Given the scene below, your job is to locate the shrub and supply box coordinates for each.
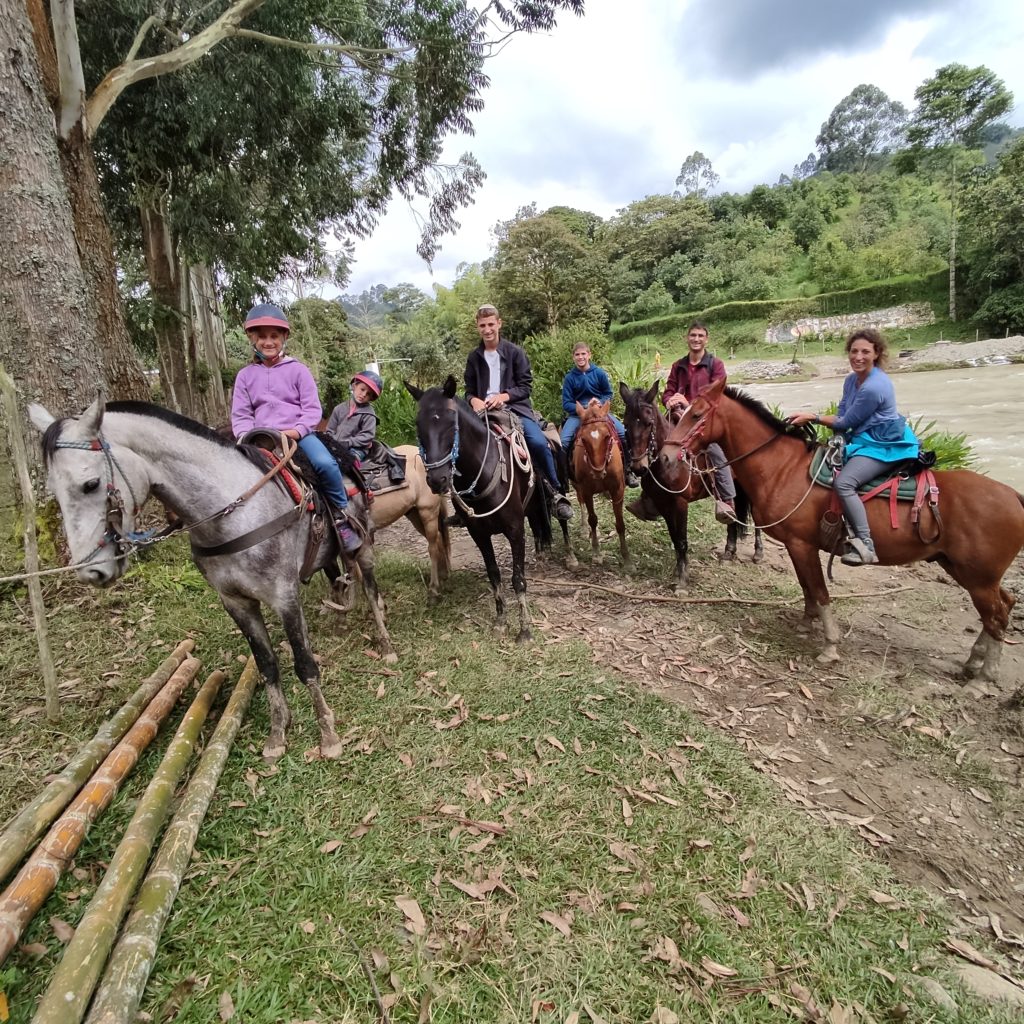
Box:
[374,379,419,447]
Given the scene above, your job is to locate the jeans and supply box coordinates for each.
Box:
[520,416,562,490]
[835,454,892,540]
[706,443,736,501]
[298,434,348,510]
[560,413,626,452]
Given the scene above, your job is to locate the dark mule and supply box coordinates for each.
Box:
[406,376,552,642]
[568,400,630,568]
[660,379,1024,681]
[620,382,763,593]
[29,398,394,761]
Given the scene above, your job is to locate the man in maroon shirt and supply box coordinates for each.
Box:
[662,321,736,523]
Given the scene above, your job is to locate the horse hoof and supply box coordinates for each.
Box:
[427,592,441,607]
[816,646,841,664]
[752,552,765,564]
[320,741,344,760]
[720,550,736,562]
[262,743,286,762]
[516,630,532,645]
[384,651,399,665]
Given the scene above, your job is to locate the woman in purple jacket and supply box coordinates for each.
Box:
[230,304,361,552]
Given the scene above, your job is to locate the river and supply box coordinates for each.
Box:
[745,363,1024,490]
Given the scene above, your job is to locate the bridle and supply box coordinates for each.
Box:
[578,416,617,474]
[627,401,697,496]
[660,392,782,471]
[53,437,150,562]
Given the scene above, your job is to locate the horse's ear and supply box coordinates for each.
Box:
[78,394,106,436]
[598,400,610,416]
[404,381,424,402]
[575,400,585,417]
[27,403,55,433]
[708,378,726,397]
[442,375,458,398]
[618,381,632,405]
[644,380,660,405]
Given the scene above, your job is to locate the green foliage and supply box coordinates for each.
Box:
[674,150,719,197]
[971,284,1024,334]
[609,271,948,342]
[816,84,908,172]
[911,417,977,470]
[908,64,1014,150]
[523,323,610,423]
[373,379,419,447]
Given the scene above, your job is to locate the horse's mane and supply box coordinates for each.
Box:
[42,401,255,466]
[725,386,817,448]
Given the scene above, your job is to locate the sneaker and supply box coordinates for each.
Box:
[840,537,878,566]
[625,469,642,488]
[445,511,467,529]
[714,499,735,524]
[553,492,575,521]
[335,518,362,553]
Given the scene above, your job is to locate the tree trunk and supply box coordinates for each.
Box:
[0,0,145,442]
[948,150,958,323]
[139,199,229,424]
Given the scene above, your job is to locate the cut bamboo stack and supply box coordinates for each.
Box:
[0,640,195,885]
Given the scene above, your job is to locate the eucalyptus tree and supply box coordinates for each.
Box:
[0,0,584,426]
[907,64,1013,319]
[815,84,908,173]
[674,151,720,198]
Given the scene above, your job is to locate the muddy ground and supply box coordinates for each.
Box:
[379,512,1024,972]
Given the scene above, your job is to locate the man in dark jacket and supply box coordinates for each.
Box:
[662,320,736,523]
[464,304,574,521]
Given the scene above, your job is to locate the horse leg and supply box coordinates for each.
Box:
[612,494,631,569]
[407,506,444,605]
[324,560,356,615]
[278,603,344,759]
[752,528,765,563]
[475,533,506,632]
[785,539,841,662]
[565,491,580,569]
[509,522,532,644]
[586,496,602,565]
[220,594,290,761]
[721,522,738,562]
[934,557,1014,684]
[665,501,689,595]
[354,546,398,664]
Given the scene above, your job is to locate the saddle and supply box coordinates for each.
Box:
[809,444,940,548]
[320,435,407,497]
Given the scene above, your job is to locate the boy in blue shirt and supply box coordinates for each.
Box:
[560,342,639,487]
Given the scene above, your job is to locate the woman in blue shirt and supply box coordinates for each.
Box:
[789,328,920,566]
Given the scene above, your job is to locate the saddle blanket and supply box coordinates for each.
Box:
[809,447,921,501]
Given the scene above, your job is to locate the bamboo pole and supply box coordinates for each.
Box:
[86,658,259,1024]
[32,669,225,1024]
[0,657,200,965]
[0,640,195,886]
[0,364,59,721]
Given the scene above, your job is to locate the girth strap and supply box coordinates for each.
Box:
[191,504,305,558]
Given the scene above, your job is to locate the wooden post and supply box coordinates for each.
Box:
[0,364,59,721]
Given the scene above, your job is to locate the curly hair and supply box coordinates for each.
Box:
[846,327,888,369]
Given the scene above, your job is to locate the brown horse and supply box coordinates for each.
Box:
[660,378,1024,682]
[568,400,630,569]
[333,445,451,611]
[620,382,762,593]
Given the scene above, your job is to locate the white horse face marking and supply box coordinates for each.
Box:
[589,429,600,439]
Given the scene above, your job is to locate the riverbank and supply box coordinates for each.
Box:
[729,335,1024,383]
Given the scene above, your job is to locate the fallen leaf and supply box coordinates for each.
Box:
[648,1008,680,1024]
[319,839,343,854]
[969,787,992,804]
[396,896,427,935]
[398,751,414,768]
[49,917,75,943]
[18,942,49,958]
[868,889,900,907]
[943,937,997,968]
[701,956,738,978]
[539,910,573,937]
[300,920,316,934]
[622,798,634,826]
[218,990,235,1021]
[545,734,566,753]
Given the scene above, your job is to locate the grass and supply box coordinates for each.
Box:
[1,534,1020,1023]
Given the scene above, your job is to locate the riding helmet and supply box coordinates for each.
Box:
[244,303,290,331]
[352,369,383,399]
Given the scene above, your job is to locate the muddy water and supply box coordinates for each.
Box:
[746,363,1024,489]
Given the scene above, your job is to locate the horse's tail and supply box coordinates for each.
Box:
[526,483,553,550]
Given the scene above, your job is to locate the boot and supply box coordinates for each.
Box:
[332,509,363,553]
[627,491,660,522]
[545,480,575,521]
[622,443,641,488]
[841,536,878,566]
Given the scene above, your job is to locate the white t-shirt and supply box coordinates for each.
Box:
[483,349,502,399]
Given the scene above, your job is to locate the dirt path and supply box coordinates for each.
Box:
[380,515,1024,965]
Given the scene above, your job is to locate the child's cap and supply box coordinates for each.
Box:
[352,369,383,399]
[244,303,290,331]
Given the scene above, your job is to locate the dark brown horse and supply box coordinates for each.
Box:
[567,400,630,569]
[620,382,762,593]
[660,378,1024,682]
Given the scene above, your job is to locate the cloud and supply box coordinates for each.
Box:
[677,0,954,77]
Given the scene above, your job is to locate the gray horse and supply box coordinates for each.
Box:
[29,397,394,761]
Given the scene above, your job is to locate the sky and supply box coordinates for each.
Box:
[338,0,1024,299]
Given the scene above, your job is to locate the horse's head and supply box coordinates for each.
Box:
[574,399,618,475]
[656,378,726,472]
[406,376,460,494]
[28,397,146,587]
[619,381,661,471]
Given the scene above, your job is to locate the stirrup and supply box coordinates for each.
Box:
[840,537,877,566]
